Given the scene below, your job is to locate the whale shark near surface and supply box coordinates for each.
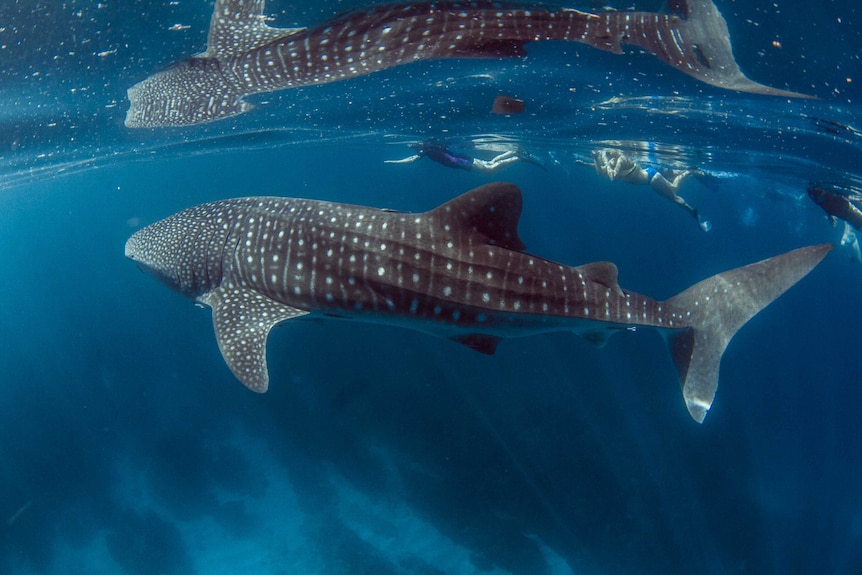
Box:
[125,0,810,128]
[125,183,831,422]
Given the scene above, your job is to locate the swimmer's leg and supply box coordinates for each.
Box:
[515,149,549,171]
[650,173,683,199]
[690,168,723,192]
[840,222,861,262]
[669,170,694,189]
[652,174,711,231]
[474,151,520,172]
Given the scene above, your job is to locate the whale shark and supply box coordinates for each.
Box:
[125,183,830,422]
[125,0,810,128]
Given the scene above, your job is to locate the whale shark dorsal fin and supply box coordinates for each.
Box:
[203,0,306,60]
[197,285,308,392]
[579,261,624,296]
[430,182,527,251]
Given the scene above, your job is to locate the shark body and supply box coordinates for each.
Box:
[126,183,830,422]
[125,0,809,128]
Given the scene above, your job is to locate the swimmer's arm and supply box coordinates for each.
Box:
[384,154,422,164]
[592,159,605,175]
[605,158,621,179]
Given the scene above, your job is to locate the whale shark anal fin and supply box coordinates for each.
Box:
[450,334,503,355]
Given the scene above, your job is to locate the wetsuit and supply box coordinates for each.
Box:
[423,145,474,171]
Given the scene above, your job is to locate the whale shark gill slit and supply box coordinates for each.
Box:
[125,0,812,128]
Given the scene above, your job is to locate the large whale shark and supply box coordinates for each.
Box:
[125,183,830,422]
[125,0,809,128]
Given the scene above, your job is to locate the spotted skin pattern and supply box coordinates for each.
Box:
[126,184,830,422]
[125,0,809,127]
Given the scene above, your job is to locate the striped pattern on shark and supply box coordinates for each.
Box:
[125,0,810,128]
[125,183,831,422]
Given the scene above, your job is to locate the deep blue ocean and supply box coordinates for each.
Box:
[1,1,861,573]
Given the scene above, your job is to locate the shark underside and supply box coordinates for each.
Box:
[125,0,811,127]
[125,183,830,422]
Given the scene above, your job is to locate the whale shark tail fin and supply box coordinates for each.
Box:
[614,0,813,98]
[663,244,831,423]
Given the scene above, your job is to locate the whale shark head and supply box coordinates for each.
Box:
[125,222,189,297]
[125,58,252,128]
[125,204,228,298]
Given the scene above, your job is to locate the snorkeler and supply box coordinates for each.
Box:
[385,141,539,173]
[592,148,711,232]
[807,183,862,230]
[840,223,862,263]
[807,183,862,262]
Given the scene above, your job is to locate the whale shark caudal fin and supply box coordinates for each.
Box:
[664,244,832,423]
[125,0,810,128]
[197,285,308,393]
[640,0,811,99]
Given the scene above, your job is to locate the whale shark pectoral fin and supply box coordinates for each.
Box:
[203,0,306,60]
[197,285,308,393]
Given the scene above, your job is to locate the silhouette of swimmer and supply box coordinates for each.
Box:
[592,148,711,232]
[807,183,862,230]
[809,116,862,138]
[386,141,542,173]
[840,223,862,263]
[807,183,862,262]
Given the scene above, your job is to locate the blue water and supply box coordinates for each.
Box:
[1,1,861,574]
